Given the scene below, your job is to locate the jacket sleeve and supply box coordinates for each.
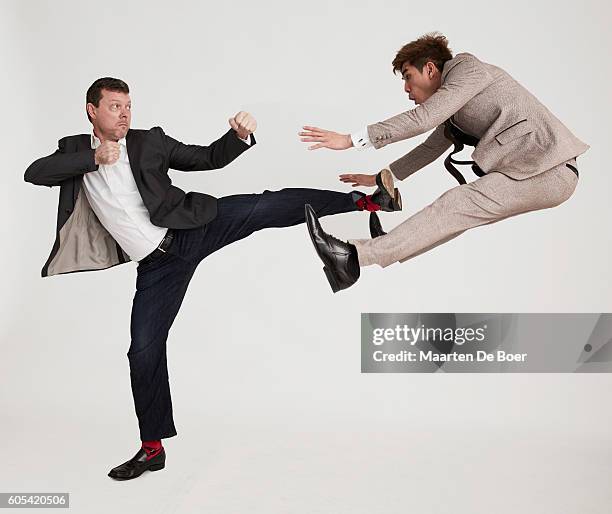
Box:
[24,137,98,187]
[367,54,492,148]
[388,124,452,181]
[162,127,256,172]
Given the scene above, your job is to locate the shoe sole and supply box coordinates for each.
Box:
[322,266,341,293]
[378,170,402,211]
[379,169,394,196]
[393,188,402,210]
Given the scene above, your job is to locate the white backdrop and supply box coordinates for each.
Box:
[1,1,611,513]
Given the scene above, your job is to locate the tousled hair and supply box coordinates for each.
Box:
[392,32,453,75]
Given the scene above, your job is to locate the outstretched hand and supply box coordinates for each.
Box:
[339,173,377,187]
[299,126,353,150]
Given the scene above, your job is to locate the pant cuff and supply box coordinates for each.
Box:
[349,239,395,268]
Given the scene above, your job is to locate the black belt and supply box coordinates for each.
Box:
[139,229,174,266]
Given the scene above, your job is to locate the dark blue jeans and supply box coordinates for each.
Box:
[128,188,358,440]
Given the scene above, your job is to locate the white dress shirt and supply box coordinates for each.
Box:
[82,134,168,262]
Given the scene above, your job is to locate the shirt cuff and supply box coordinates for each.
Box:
[239,133,252,145]
[350,126,373,149]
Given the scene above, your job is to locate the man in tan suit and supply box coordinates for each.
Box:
[299,33,589,292]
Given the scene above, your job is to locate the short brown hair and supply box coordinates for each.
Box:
[392,32,453,75]
[86,77,129,122]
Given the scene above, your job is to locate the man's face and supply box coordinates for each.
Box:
[401,62,442,105]
[87,89,131,141]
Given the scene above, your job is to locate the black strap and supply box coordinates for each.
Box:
[566,163,579,177]
[443,119,485,185]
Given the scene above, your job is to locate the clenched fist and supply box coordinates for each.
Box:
[95,141,120,166]
[229,111,257,140]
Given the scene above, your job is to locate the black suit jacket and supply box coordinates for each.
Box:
[24,126,255,277]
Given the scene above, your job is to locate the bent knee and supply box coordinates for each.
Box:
[540,168,578,209]
[128,331,164,357]
[555,173,578,206]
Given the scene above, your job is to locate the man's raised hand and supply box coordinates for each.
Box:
[94,141,120,166]
[229,111,257,140]
[339,173,377,187]
[299,126,353,150]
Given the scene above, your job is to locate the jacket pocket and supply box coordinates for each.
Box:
[495,119,533,145]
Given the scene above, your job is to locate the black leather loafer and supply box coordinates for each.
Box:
[108,448,165,480]
[369,212,387,238]
[305,204,360,293]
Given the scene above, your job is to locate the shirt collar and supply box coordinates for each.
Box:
[91,131,127,150]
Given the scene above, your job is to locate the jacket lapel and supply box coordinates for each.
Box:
[72,134,93,204]
[126,129,144,189]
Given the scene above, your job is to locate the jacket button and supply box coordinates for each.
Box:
[65,208,72,214]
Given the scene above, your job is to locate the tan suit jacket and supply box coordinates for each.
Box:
[367,53,589,180]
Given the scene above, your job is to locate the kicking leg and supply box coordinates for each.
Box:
[195,188,360,260]
[351,161,578,267]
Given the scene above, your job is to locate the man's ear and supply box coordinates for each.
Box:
[424,61,437,79]
[86,103,96,120]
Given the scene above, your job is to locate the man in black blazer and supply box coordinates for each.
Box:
[24,77,401,480]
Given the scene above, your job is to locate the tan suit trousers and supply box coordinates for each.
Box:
[350,159,579,268]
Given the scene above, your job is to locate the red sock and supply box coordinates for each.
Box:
[141,439,163,460]
[356,195,382,212]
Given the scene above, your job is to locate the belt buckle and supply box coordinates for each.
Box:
[157,231,172,253]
